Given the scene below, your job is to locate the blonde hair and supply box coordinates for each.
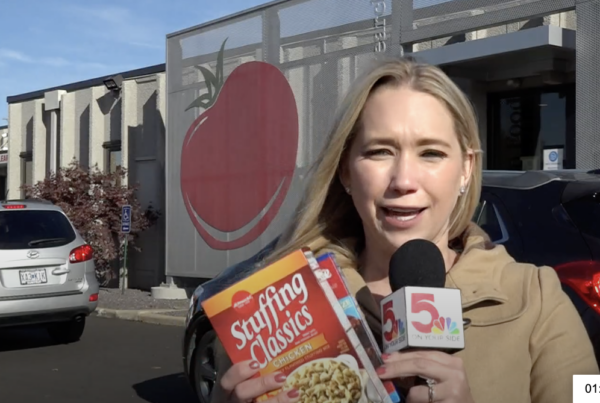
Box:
[265,56,483,270]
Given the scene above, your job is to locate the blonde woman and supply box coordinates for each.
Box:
[211,57,599,403]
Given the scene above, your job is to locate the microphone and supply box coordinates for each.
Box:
[381,239,465,354]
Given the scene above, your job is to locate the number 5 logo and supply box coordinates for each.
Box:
[411,293,440,333]
[382,300,396,342]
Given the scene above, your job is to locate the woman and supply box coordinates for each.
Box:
[210,57,599,403]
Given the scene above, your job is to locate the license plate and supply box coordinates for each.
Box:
[19,269,48,285]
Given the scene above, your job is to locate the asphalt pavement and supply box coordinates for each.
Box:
[0,315,198,403]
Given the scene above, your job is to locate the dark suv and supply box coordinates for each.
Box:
[475,169,600,363]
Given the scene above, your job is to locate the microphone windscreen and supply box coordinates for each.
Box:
[389,239,446,292]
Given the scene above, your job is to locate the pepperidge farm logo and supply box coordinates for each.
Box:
[382,300,406,347]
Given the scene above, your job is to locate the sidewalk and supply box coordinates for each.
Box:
[93,287,191,327]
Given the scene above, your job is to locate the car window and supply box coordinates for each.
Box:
[563,193,600,239]
[0,210,77,250]
[474,200,509,244]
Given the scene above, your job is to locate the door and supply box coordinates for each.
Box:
[487,84,575,171]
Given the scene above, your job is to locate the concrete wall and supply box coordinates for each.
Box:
[6,71,167,290]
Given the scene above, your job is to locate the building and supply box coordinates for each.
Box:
[5,64,167,290]
[0,125,7,198]
[6,0,598,287]
[163,0,599,282]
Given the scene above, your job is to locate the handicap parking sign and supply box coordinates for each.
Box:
[121,205,132,233]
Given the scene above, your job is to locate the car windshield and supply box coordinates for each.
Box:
[0,210,77,250]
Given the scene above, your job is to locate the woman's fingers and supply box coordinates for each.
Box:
[384,350,463,369]
[379,352,474,403]
[219,360,299,403]
[264,388,301,403]
[219,360,260,393]
[378,355,460,383]
[231,372,295,402]
[405,382,468,403]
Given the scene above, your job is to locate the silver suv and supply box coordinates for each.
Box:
[0,199,99,343]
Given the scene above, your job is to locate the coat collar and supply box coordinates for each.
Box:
[445,223,511,308]
[346,223,533,329]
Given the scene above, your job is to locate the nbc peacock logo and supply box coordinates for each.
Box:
[432,316,460,335]
[392,317,406,339]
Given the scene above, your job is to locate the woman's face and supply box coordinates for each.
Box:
[342,85,473,254]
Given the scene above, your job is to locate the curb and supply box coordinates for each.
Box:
[93,307,187,327]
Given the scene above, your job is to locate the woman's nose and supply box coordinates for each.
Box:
[388,154,419,194]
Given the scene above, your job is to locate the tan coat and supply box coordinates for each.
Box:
[211,224,599,403]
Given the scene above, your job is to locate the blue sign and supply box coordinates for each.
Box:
[549,151,558,162]
[121,205,132,233]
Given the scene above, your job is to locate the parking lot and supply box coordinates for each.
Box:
[0,316,197,403]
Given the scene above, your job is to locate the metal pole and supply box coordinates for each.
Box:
[121,237,128,295]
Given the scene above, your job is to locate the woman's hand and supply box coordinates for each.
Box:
[219,359,300,403]
[377,351,475,403]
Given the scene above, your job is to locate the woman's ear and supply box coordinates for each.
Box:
[338,157,350,191]
[339,173,350,194]
[461,149,475,189]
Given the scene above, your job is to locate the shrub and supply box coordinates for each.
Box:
[21,159,160,285]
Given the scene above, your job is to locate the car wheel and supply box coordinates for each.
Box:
[193,328,217,403]
[46,316,86,344]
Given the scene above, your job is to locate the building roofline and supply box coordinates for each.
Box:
[167,0,289,39]
[0,125,7,130]
[6,63,166,105]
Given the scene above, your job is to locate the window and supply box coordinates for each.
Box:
[102,140,123,187]
[473,200,509,244]
[0,210,76,250]
[19,151,33,199]
[0,175,6,200]
[488,85,575,170]
[109,150,122,174]
[563,193,600,240]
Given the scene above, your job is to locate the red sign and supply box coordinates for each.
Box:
[0,154,7,164]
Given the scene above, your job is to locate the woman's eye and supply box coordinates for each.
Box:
[422,150,446,159]
[365,149,392,157]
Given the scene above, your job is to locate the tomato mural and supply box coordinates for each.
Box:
[180,39,299,250]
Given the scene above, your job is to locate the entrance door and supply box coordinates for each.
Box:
[487,84,575,170]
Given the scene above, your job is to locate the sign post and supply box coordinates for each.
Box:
[120,205,132,295]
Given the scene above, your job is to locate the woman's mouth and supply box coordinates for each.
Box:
[382,207,426,224]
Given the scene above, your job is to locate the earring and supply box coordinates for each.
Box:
[345,187,351,195]
[459,185,466,195]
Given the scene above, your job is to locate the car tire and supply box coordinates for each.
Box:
[192,328,217,403]
[46,316,86,344]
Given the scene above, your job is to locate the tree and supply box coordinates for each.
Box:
[21,159,160,286]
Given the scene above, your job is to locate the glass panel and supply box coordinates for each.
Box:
[0,175,6,199]
[0,210,76,250]
[109,150,122,173]
[477,202,504,243]
[490,87,572,171]
[25,161,33,186]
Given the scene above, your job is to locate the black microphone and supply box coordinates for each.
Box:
[381,239,465,354]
